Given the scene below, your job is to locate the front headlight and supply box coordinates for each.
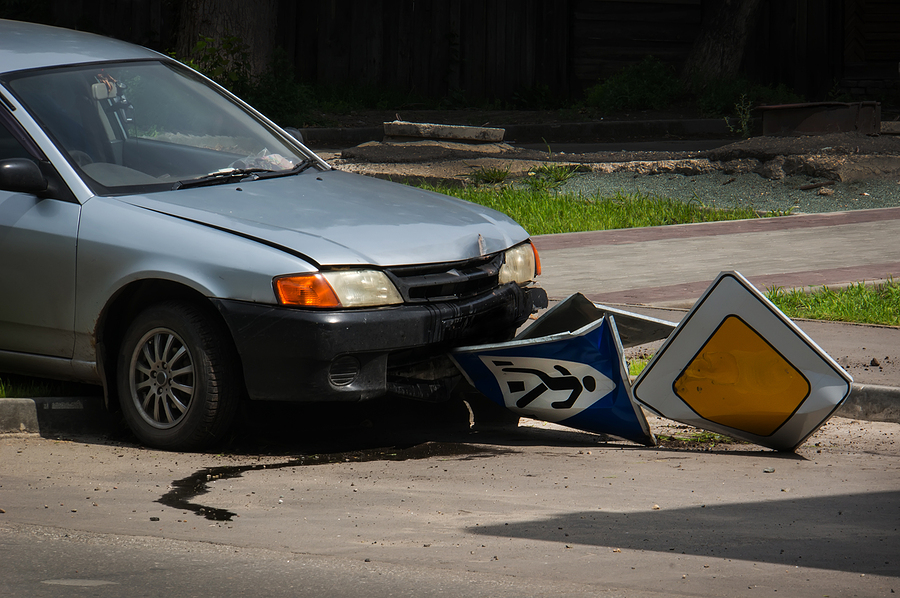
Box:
[274,270,403,308]
[499,241,541,285]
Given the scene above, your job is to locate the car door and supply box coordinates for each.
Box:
[0,114,78,359]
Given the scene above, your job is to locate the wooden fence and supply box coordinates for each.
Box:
[281,0,700,100]
[8,0,898,101]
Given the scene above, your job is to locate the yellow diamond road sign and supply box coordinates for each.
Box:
[673,315,811,436]
[633,271,852,451]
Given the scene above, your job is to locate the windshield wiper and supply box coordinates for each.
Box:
[172,168,271,190]
[172,159,314,190]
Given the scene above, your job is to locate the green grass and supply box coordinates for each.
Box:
[656,431,744,447]
[524,163,580,191]
[766,279,900,326]
[0,374,98,399]
[423,185,765,236]
[467,164,512,185]
[628,356,652,377]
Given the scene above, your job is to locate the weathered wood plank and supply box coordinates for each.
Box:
[460,0,487,99]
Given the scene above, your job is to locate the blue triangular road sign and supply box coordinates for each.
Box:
[452,316,655,446]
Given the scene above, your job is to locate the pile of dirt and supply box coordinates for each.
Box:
[705,131,900,161]
[700,132,900,183]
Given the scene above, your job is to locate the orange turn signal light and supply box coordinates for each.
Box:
[274,274,342,308]
[530,240,542,277]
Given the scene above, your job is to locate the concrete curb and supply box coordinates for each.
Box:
[0,398,40,432]
[300,119,732,148]
[2,383,898,437]
[502,119,730,144]
[839,384,900,423]
[0,396,113,436]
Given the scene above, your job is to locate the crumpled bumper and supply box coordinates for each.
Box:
[213,284,547,402]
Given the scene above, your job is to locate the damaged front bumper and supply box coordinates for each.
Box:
[213,283,547,402]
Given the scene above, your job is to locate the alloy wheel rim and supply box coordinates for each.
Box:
[129,327,195,429]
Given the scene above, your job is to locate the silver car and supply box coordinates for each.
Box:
[0,20,546,450]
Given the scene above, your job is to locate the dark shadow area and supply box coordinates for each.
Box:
[28,391,638,453]
[470,491,900,577]
[26,393,808,461]
[226,395,475,454]
[228,399,588,454]
[28,395,119,438]
[226,394,810,458]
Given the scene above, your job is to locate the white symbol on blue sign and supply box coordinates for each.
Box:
[480,356,615,422]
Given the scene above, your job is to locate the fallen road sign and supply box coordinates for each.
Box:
[514,292,677,347]
[452,315,655,446]
[632,271,853,451]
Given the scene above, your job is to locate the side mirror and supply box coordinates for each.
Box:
[283,127,305,145]
[0,158,48,193]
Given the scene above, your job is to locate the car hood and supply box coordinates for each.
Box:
[116,169,529,267]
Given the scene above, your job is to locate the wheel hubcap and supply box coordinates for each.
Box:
[130,328,195,429]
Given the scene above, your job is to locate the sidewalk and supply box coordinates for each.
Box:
[533,206,900,423]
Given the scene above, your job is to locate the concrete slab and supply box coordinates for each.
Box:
[383,120,505,143]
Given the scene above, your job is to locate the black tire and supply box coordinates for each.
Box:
[117,301,241,451]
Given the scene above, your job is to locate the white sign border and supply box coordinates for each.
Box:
[632,271,852,451]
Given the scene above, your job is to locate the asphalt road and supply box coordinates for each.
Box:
[2,409,898,598]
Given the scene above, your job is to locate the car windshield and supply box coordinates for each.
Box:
[5,60,309,194]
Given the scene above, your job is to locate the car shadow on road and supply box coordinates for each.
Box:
[32,394,806,462]
[469,490,900,577]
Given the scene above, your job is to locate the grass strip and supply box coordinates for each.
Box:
[628,357,652,377]
[766,279,900,327]
[656,431,745,448]
[0,374,97,399]
[422,185,764,235]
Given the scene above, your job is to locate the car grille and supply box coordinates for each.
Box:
[385,253,502,304]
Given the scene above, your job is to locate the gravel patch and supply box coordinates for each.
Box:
[561,170,900,214]
[557,132,900,214]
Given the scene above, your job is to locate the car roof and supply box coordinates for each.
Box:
[0,19,161,75]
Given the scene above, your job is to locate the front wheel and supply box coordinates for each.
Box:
[117,301,240,451]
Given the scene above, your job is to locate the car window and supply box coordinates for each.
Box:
[0,121,35,163]
[3,61,306,195]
